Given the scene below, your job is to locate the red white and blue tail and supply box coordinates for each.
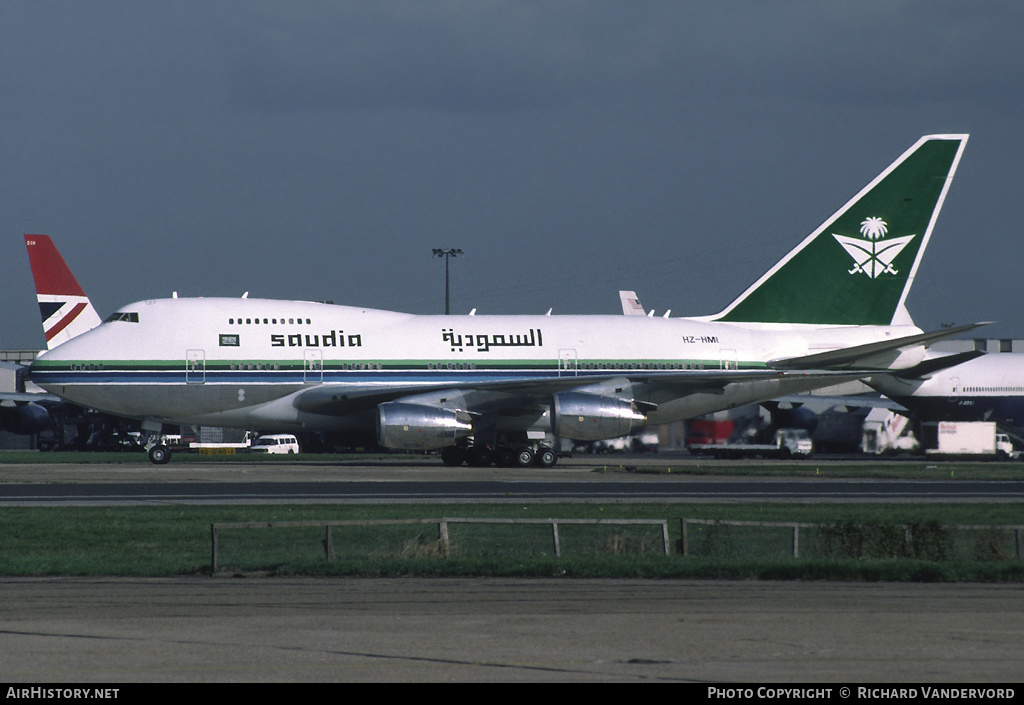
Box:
[24,235,102,349]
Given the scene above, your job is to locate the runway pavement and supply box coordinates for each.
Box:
[2,455,1024,504]
[1,577,1022,683]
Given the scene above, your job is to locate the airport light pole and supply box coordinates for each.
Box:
[432,248,463,315]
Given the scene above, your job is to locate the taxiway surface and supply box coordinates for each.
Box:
[2,577,1022,683]
[3,455,1024,504]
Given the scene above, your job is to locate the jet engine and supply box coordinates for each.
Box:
[551,392,647,441]
[0,402,51,435]
[377,402,473,451]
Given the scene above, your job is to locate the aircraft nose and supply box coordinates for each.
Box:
[28,350,52,383]
[27,343,71,391]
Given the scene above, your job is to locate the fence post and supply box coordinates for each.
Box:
[792,524,799,558]
[680,518,688,556]
[210,525,219,574]
[439,519,450,556]
[323,525,335,561]
[552,522,561,557]
[662,521,670,556]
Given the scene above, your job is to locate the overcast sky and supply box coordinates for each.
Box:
[3,1,1023,349]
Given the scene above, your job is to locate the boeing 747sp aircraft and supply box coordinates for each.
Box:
[28,134,975,465]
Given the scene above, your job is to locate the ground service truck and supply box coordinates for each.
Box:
[687,428,814,459]
[923,421,1015,459]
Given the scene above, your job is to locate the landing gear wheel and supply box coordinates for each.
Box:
[148,444,171,465]
[441,446,465,466]
[468,446,494,467]
[515,446,535,467]
[496,447,516,467]
[535,447,558,467]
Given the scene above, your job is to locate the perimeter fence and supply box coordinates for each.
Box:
[210,517,671,573]
[208,516,1024,574]
[681,519,1024,561]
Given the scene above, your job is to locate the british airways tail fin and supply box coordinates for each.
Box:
[712,134,968,326]
[620,291,646,316]
[24,235,102,349]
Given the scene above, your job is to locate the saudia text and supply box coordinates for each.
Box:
[444,328,543,353]
[271,331,362,347]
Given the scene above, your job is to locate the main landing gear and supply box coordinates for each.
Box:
[142,432,173,465]
[146,442,172,465]
[441,441,559,468]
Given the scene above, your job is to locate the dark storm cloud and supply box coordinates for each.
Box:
[220,2,671,114]
[218,3,1024,115]
[2,1,1023,350]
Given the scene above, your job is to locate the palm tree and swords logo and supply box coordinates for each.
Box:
[832,217,915,279]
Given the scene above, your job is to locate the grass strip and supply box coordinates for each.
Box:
[1,503,1022,581]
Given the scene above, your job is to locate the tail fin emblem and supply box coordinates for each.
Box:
[833,218,915,279]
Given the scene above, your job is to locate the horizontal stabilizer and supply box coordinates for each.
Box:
[770,322,989,370]
[892,350,986,379]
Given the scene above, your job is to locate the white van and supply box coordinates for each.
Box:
[248,434,300,455]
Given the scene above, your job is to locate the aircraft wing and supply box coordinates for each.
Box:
[771,393,908,413]
[0,391,63,404]
[293,322,990,420]
[291,367,875,418]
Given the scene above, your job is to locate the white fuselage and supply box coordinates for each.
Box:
[30,297,924,437]
[869,353,1024,430]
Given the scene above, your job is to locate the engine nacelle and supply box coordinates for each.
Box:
[377,402,473,451]
[0,402,51,435]
[551,392,647,442]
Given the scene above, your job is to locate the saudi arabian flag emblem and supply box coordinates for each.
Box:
[832,217,916,279]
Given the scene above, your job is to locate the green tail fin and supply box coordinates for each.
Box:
[714,134,968,326]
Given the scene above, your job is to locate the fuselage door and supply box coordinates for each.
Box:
[948,376,960,402]
[304,349,323,383]
[186,349,206,384]
[558,349,578,377]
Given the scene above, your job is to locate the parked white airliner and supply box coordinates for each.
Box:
[28,134,975,466]
[869,352,1024,431]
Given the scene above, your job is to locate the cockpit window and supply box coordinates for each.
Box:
[105,312,139,323]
